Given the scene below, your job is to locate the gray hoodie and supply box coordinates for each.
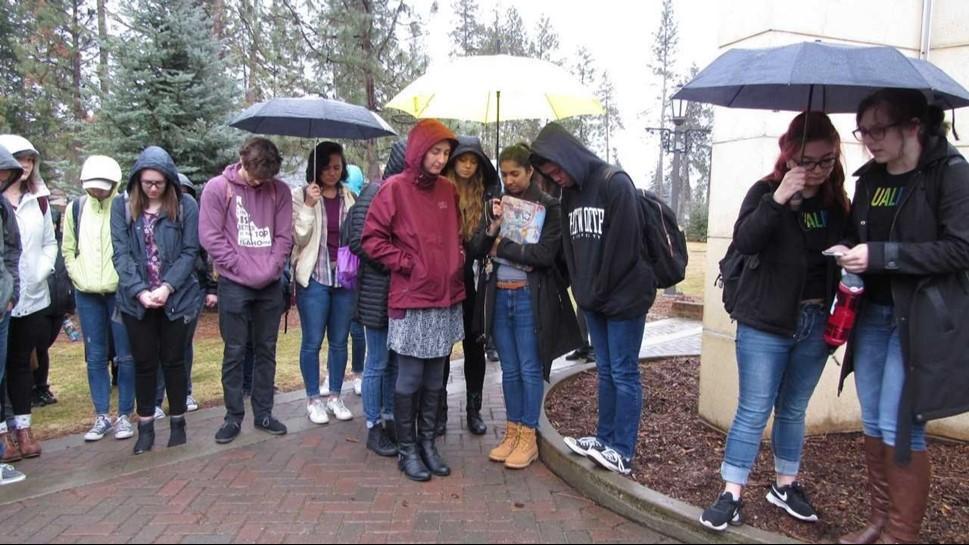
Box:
[0,145,23,310]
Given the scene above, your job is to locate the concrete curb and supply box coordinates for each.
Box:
[539,361,804,545]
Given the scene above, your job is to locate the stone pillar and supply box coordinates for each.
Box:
[699,0,969,441]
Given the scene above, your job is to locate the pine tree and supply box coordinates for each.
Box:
[88,0,239,182]
[449,0,484,56]
[648,0,679,196]
[528,15,561,64]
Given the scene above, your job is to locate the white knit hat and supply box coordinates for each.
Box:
[80,155,122,192]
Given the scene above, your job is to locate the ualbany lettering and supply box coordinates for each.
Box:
[871,186,905,208]
[801,210,828,230]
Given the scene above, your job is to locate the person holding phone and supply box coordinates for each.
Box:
[699,112,850,531]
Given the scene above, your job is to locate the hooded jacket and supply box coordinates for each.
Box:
[530,123,656,320]
[111,146,202,321]
[0,145,22,310]
[199,162,294,290]
[178,173,216,297]
[63,176,124,294]
[0,137,57,318]
[838,136,969,462]
[362,119,465,311]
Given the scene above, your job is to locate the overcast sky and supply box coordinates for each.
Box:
[410,0,721,187]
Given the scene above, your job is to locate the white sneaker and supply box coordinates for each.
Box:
[353,377,362,396]
[154,406,166,420]
[84,415,114,442]
[114,415,134,440]
[186,395,199,412]
[307,398,330,425]
[326,397,353,421]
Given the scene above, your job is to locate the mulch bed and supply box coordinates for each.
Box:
[545,357,969,543]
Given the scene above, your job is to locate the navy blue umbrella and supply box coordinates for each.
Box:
[229,96,398,140]
[673,41,969,113]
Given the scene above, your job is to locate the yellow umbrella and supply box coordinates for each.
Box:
[386,55,604,150]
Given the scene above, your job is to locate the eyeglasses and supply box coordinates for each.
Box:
[794,157,837,171]
[852,122,901,142]
[140,179,166,189]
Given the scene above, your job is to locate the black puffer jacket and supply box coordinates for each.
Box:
[729,180,848,336]
[347,140,407,328]
[839,136,969,462]
[470,182,582,379]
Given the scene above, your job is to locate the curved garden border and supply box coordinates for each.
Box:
[538,360,804,545]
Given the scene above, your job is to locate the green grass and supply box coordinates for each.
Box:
[677,242,707,298]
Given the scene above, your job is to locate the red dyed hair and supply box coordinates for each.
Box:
[767,112,850,214]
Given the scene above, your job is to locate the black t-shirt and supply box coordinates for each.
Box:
[799,196,831,301]
[863,169,915,305]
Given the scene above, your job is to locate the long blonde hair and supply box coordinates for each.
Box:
[446,159,486,242]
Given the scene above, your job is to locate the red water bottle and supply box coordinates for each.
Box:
[825,272,865,348]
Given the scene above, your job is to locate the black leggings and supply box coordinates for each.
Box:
[443,282,485,395]
[123,310,190,418]
[33,314,63,388]
[396,356,447,396]
[4,312,51,417]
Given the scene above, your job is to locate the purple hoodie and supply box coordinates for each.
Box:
[199,162,294,289]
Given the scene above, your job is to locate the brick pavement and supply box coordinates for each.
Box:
[0,319,699,544]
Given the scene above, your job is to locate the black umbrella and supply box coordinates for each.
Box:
[229,96,398,140]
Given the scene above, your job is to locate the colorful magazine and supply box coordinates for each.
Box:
[494,195,546,271]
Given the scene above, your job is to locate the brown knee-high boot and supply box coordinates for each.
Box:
[839,437,890,544]
[876,447,930,544]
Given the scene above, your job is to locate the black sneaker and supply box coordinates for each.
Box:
[766,482,818,522]
[255,416,288,436]
[587,447,632,475]
[30,388,46,408]
[485,349,500,362]
[585,349,596,363]
[39,386,58,405]
[214,421,241,444]
[699,492,743,531]
[565,348,589,361]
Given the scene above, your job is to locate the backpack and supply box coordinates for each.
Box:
[715,243,757,315]
[603,167,688,289]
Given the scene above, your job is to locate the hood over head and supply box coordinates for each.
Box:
[383,139,407,180]
[127,146,182,196]
[80,155,123,194]
[530,122,606,188]
[0,144,25,193]
[177,172,198,200]
[448,135,499,193]
[0,134,42,191]
[404,119,458,187]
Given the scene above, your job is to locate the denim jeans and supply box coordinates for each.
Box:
[218,277,283,423]
[492,288,544,429]
[296,279,354,398]
[350,319,366,374]
[585,310,647,460]
[75,292,135,416]
[721,305,830,485]
[362,326,397,427]
[0,311,9,442]
[852,303,926,451]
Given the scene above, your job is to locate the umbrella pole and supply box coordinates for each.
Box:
[790,84,816,211]
[495,90,501,158]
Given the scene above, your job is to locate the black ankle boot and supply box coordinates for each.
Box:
[133,419,155,455]
[419,388,451,477]
[168,416,186,448]
[367,425,397,457]
[383,418,397,445]
[466,391,487,435]
[395,393,430,482]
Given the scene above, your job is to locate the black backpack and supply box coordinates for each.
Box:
[604,167,688,289]
[715,242,758,315]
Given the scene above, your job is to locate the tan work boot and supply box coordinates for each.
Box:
[504,425,538,469]
[488,422,520,462]
[0,432,22,463]
[16,428,41,458]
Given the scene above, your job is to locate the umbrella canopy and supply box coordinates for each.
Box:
[229,96,397,139]
[385,55,604,123]
[673,41,969,113]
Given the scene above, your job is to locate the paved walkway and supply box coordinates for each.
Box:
[0,319,700,544]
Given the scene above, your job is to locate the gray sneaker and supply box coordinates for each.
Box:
[84,415,114,442]
[0,464,25,485]
[114,415,134,440]
[186,395,199,412]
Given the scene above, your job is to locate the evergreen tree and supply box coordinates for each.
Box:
[449,0,484,56]
[528,15,561,64]
[88,0,239,182]
[648,0,679,196]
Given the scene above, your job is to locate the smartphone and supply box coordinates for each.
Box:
[821,249,845,257]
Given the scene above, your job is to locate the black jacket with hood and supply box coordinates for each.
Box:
[729,179,849,336]
[839,135,969,462]
[449,136,502,316]
[347,139,406,329]
[0,146,22,310]
[112,146,202,322]
[530,123,656,320]
[178,173,216,297]
[469,182,582,378]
